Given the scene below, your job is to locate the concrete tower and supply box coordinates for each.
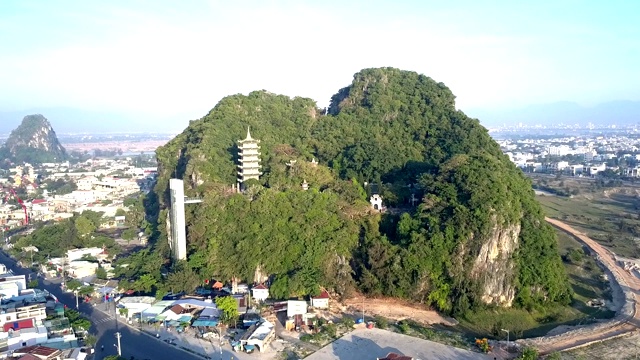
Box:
[168,179,201,261]
[237,127,262,187]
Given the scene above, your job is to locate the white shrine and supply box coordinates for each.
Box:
[237,127,262,189]
[370,194,384,212]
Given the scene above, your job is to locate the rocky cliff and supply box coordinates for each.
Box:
[1,114,68,163]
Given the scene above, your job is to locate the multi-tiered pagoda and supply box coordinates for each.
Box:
[237,127,262,189]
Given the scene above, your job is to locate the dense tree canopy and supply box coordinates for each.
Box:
[148,67,571,314]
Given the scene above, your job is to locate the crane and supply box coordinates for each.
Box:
[1,186,28,225]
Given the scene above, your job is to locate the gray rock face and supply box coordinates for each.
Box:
[471,221,521,307]
[2,114,67,163]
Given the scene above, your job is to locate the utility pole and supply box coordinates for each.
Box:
[74,290,79,309]
[501,328,509,351]
[362,296,365,323]
[114,332,122,356]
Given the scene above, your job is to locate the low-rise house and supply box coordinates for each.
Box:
[65,262,98,280]
[116,296,156,319]
[251,284,269,303]
[11,344,63,360]
[239,319,275,353]
[310,290,330,309]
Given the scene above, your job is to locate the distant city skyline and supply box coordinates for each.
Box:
[1,1,639,132]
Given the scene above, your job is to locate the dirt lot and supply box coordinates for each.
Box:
[341,295,456,326]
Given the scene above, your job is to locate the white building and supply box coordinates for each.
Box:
[0,274,27,299]
[67,248,103,262]
[310,290,330,309]
[251,284,269,302]
[116,296,156,318]
[239,319,275,353]
[237,127,262,187]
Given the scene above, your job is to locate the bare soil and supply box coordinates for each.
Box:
[340,295,456,326]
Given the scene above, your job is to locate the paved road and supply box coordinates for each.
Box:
[0,250,202,360]
[531,218,640,355]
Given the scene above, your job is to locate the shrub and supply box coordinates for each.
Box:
[374,316,388,329]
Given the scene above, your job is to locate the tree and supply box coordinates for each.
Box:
[121,228,137,242]
[95,267,108,280]
[518,347,539,360]
[83,334,97,347]
[75,216,96,238]
[104,356,126,360]
[66,279,82,292]
[27,279,39,289]
[215,296,239,326]
[78,286,94,297]
[115,208,127,217]
[132,274,157,293]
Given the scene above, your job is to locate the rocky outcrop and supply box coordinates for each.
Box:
[471,221,521,307]
[2,114,67,163]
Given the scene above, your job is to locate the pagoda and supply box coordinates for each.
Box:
[237,127,262,188]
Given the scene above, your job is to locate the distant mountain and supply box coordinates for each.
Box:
[468,100,640,127]
[0,114,68,164]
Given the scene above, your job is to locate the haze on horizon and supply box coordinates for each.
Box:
[0,0,639,133]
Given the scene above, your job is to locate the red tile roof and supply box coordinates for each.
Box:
[316,290,330,299]
[253,284,268,290]
[32,199,47,204]
[378,353,413,360]
[17,354,40,360]
[169,304,184,315]
[14,345,61,357]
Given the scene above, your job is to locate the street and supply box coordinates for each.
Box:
[0,250,203,360]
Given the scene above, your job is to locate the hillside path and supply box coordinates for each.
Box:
[536,217,640,354]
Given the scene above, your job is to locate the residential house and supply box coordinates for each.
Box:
[239,319,275,353]
[66,249,103,262]
[251,285,269,303]
[116,296,156,319]
[11,345,63,360]
[588,163,607,176]
[310,290,330,309]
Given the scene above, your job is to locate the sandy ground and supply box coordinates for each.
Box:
[520,218,640,355]
[305,328,491,360]
[341,295,456,326]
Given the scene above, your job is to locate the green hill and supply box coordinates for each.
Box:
[153,68,571,315]
[1,114,68,164]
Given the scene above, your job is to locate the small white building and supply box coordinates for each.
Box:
[251,284,269,302]
[67,248,104,262]
[240,319,275,353]
[310,290,330,309]
[66,261,99,279]
[370,194,383,211]
[117,296,156,318]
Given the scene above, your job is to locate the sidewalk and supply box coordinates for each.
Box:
[93,304,282,360]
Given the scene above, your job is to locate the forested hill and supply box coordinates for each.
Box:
[153,67,571,316]
[0,114,68,164]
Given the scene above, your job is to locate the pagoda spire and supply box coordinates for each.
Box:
[246,126,253,141]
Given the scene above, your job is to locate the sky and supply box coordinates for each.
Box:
[0,0,639,132]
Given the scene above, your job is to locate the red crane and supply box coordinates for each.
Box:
[2,186,28,225]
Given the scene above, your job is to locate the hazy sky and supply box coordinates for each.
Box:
[0,0,639,131]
